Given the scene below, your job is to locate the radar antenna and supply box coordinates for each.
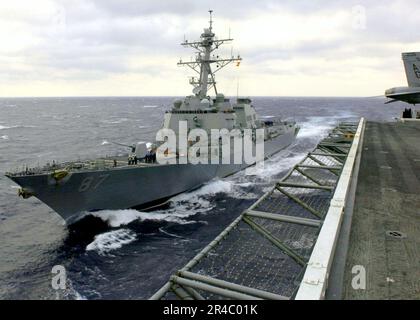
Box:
[177,10,242,98]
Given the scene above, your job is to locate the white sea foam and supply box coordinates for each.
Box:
[247,151,306,181]
[0,124,37,130]
[297,117,337,139]
[1,135,9,140]
[92,210,144,227]
[0,125,15,130]
[234,182,254,187]
[262,186,273,193]
[158,227,184,238]
[102,118,129,124]
[65,278,87,300]
[298,113,355,140]
[86,229,137,254]
[171,178,260,208]
[72,289,87,300]
[245,113,355,181]
[175,179,233,200]
[298,122,332,139]
[91,178,252,228]
[91,208,200,228]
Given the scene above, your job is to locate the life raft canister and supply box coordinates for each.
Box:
[52,169,69,182]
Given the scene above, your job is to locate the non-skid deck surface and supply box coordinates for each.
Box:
[343,121,420,299]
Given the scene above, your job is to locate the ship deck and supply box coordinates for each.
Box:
[6,154,159,177]
[338,121,420,299]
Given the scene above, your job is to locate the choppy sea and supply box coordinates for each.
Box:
[0,96,404,299]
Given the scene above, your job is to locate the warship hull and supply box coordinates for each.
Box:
[8,129,297,224]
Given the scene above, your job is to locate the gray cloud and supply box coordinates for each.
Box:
[0,0,419,95]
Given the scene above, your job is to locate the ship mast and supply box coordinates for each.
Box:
[177,10,242,99]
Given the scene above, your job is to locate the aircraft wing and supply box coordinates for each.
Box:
[384,90,420,104]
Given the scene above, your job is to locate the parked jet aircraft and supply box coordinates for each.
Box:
[385,52,420,105]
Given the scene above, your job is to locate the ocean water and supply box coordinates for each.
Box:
[0,96,404,299]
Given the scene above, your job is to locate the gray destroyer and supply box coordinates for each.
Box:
[6,12,299,224]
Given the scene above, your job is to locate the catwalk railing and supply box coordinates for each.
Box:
[150,118,365,300]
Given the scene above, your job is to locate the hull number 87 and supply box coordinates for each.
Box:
[78,174,109,192]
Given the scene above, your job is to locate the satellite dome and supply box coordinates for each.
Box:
[173,99,182,109]
[216,93,225,102]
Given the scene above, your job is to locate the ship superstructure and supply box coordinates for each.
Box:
[164,11,260,138]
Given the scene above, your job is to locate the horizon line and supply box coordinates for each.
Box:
[0,95,383,99]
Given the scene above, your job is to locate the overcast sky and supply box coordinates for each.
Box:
[1,0,419,97]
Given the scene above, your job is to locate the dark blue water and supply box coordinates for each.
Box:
[0,96,404,299]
